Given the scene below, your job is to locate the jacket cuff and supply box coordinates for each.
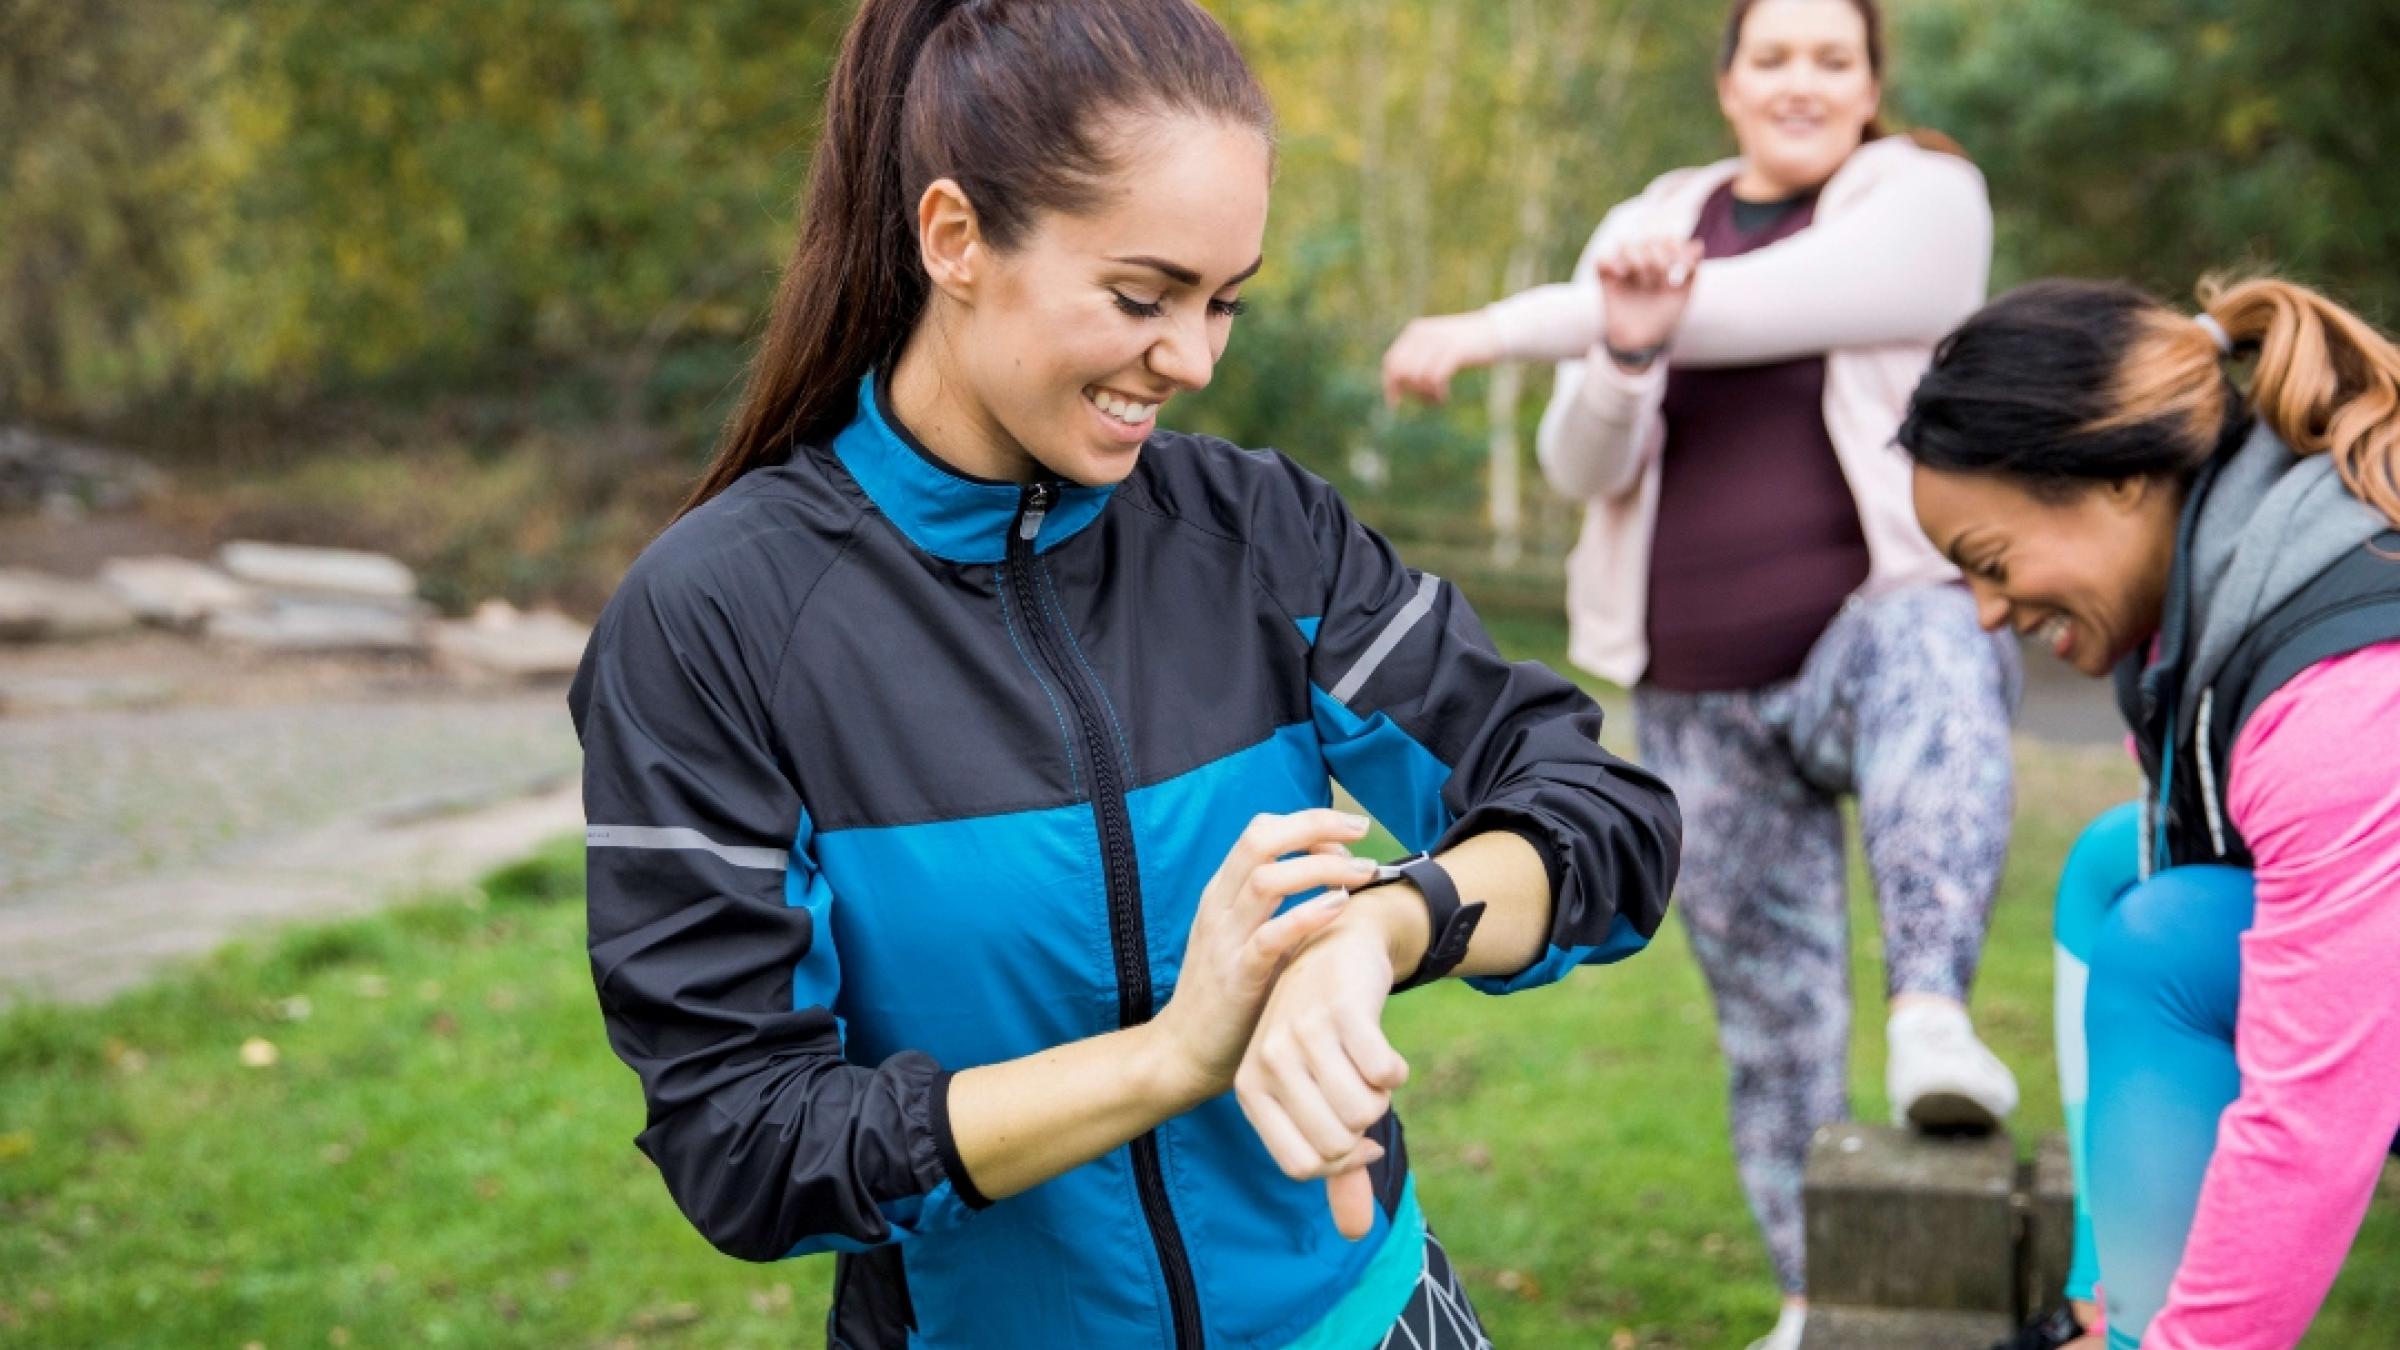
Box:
[1440,802,1571,931]
[926,1068,992,1211]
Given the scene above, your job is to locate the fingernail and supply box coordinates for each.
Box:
[1338,812,1369,831]
[1350,856,1378,876]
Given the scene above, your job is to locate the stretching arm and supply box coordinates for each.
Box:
[1482,151,1991,367]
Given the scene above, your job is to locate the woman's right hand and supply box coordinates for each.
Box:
[1596,237,1705,366]
[1147,810,1378,1102]
[1380,313,1504,407]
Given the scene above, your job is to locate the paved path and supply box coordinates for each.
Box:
[0,779,583,1008]
[2,696,578,904]
[1,633,585,1007]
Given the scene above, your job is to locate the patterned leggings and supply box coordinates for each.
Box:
[1373,1229,1490,1350]
[1632,583,2020,1294]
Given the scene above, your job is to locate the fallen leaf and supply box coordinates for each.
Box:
[239,1038,279,1068]
[426,1011,459,1039]
[1459,1142,1493,1172]
[0,1131,32,1161]
[631,1302,704,1332]
[329,1328,352,1347]
[1493,1268,1542,1300]
[1611,1330,1637,1350]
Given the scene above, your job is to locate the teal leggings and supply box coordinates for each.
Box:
[2052,803,2254,1349]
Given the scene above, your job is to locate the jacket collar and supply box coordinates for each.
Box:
[832,371,1114,565]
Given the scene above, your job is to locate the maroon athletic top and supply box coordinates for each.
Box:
[1642,183,1871,692]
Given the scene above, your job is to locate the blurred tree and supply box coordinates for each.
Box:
[0,0,233,417]
[1897,0,2400,321]
[2,0,849,421]
[1210,0,1725,544]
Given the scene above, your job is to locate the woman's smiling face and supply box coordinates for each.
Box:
[930,112,1271,487]
[1911,462,2185,676]
[1717,0,1881,196]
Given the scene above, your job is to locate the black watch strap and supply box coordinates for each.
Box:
[1602,338,1668,372]
[1362,853,1487,992]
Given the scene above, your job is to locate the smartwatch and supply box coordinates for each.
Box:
[1356,853,1487,992]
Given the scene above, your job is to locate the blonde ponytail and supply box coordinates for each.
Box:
[2202,276,2400,528]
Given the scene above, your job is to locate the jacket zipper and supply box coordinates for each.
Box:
[1010,482,1204,1349]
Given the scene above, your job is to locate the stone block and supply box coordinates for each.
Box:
[428,600,590,679]
[1799,1306,2013,1349]
[2020,1131,2076,1318]
[0,569,138,642]
[98,555,256,629]
[208,594,426,653]
[1803,1122,2019,1315]
[218,540,417,602]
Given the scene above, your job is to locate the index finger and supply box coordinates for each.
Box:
[1327,1166,1376,1240]
[1222,809,1373,877]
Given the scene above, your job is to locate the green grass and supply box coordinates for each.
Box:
[5,753,2398,1345]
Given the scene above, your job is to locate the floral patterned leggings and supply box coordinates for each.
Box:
[1632,582,2021,1294]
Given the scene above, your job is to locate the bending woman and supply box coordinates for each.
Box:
[1904,276,2400,1350]
[1383,1,2016,1342]
[570,2,1681,1347]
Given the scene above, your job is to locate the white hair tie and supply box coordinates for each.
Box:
[2194,312,2233,355]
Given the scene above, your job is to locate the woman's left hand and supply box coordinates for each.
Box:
[1234,900,1416,1239]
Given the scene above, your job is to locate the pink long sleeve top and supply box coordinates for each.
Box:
[2144,640,2400,1347]
[1477,135,1989,686]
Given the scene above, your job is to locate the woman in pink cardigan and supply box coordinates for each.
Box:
[1382,3,2019,1345]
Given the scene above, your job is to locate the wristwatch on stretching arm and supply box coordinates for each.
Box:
[1355,852,1487,992]
[1602,337,1669,373]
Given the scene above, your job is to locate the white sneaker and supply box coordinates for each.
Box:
[1745,1303,1806,1350]
[1887,1001,2018,1132]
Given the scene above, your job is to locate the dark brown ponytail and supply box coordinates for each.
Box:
[1900,275,2400,530]
[2205,276,2400,527]
[682,0,1273,516]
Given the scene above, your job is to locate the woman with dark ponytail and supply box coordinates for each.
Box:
[1903,276,2400,1350]
[570,3,1682,1346]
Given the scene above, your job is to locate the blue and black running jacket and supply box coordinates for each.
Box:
[570,374,1681,1348]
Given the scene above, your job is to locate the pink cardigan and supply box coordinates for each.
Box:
[1478,136,1992,686]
